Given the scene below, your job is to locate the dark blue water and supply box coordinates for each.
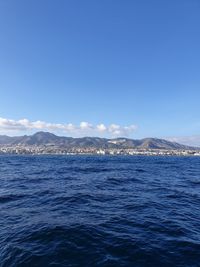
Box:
[0,155,200,267]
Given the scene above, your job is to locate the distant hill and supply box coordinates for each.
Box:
[0,131,197,150]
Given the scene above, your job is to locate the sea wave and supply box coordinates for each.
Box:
[0,155,200,266]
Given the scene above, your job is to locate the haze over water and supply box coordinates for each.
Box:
[1,155,200,267]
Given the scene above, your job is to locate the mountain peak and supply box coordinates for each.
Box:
[0,132,198,150]
[32,131,57,137]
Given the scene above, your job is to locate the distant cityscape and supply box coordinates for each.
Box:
[0,145,200,156]
[0,132,200,156]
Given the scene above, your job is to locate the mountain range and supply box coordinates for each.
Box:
[0,131,197,150]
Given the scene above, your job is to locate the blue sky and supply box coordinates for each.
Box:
[0,0,200,144]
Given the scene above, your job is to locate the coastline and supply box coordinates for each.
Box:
[0,146,200,157]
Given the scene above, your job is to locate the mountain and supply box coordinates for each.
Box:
[0,131,197,150]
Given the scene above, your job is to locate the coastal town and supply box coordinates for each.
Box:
[0,144,200,156]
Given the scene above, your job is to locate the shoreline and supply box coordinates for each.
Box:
[0,151,200,157]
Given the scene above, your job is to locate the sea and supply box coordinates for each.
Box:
[0,155,200,267]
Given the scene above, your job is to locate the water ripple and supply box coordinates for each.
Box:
[0,155,200,266]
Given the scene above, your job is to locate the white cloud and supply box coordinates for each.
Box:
[96,124,107,132]
[0,117,137,138]
[80,121,93,130]
[108,124,137,136]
